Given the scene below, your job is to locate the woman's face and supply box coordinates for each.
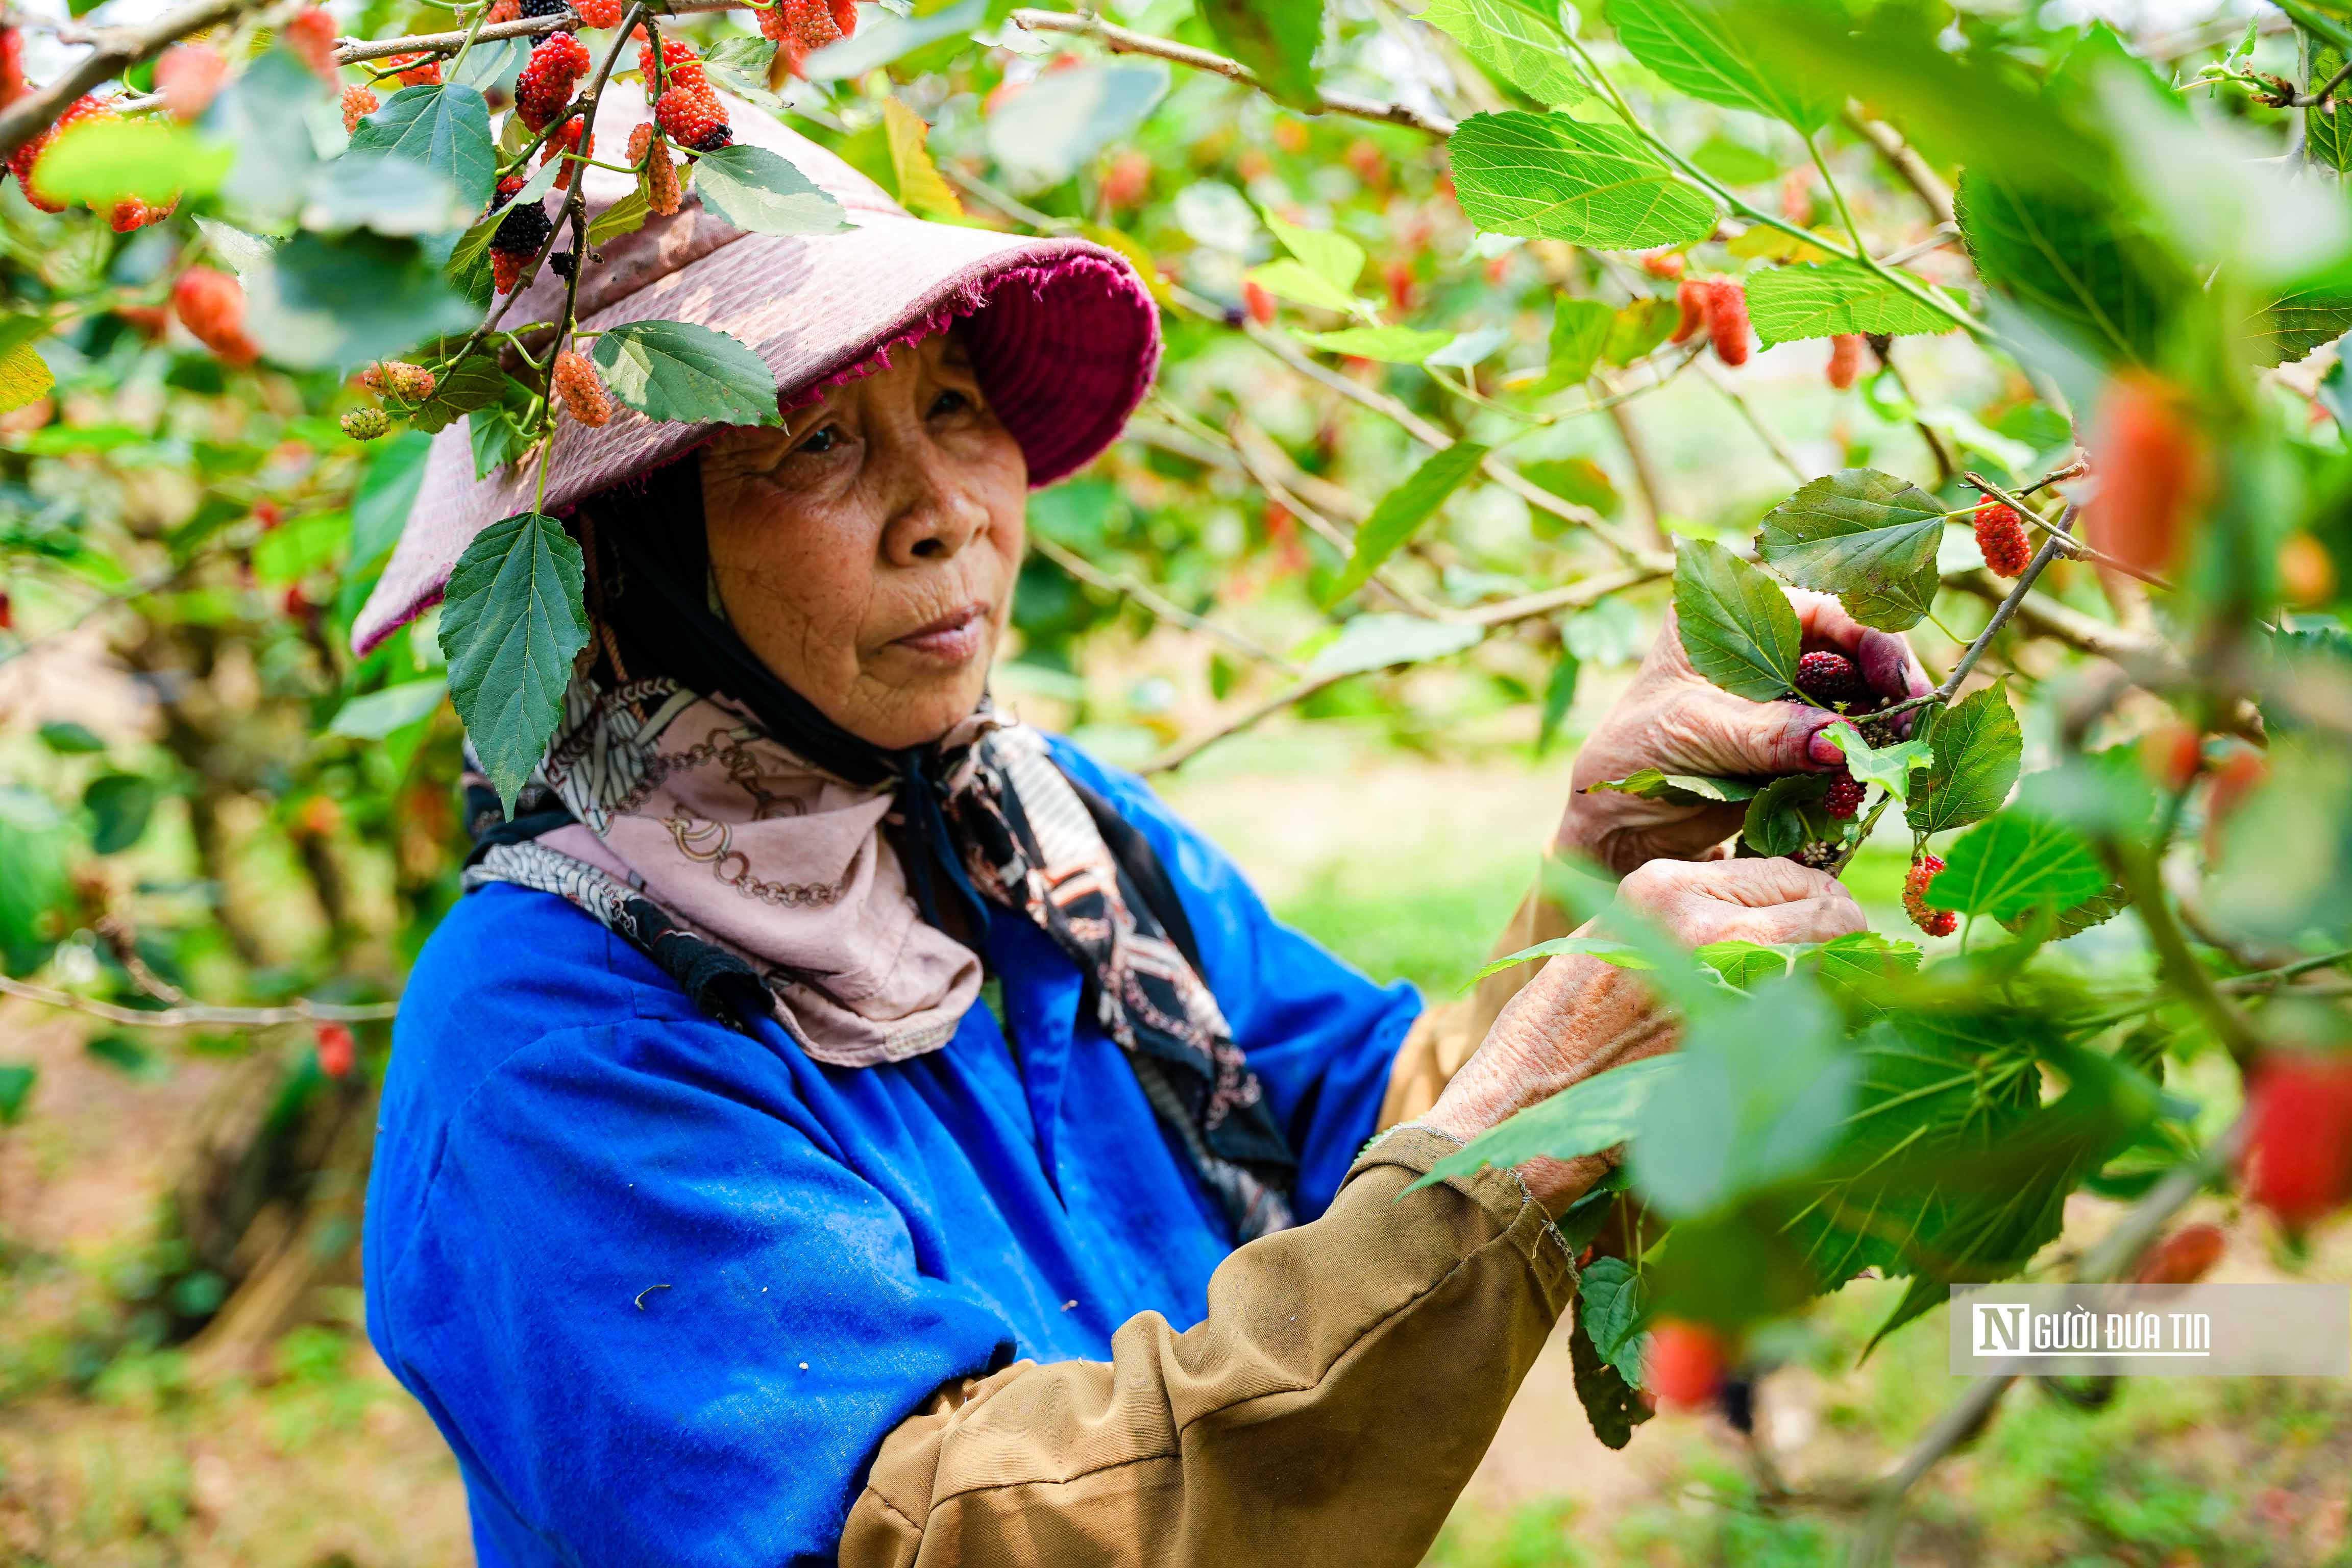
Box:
[701,332,1026,751]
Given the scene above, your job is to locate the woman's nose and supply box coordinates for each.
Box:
[879,435,991,568]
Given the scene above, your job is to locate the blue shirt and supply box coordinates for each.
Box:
[362,738,1423,1567]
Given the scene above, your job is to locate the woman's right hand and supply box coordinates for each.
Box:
[1418,857,1865,1214]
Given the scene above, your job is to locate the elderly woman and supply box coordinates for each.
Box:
[355,92,1923,1568]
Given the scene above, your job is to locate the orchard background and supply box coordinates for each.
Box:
[5,0,2352,1558]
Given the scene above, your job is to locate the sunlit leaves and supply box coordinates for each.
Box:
[0,790,70,974]
[1955,168,2180,369]
[1325,442,1490,603]
[36,116,232,206]
[0,317,52,414]
[1421,0,1588,106]
[1295,325,1455,361]
[329,678,448,739]
[590,320,781,425]
[1756,467,1946,632]
[1305,613,1484,676]
[881,97,964,219]
[1586,769,1761,805]
[690,145,851,237]
[1468,936,1660,984]
[1924,812,2108,921]
[1908,682,2023,835]
[1746,260,1963,345]
[1602,0,1836,130]
[1414,1054,1682,1188]
[348,84,498,212]
[1447,112,1717,248]
[1543,296,1615,389]
[985,62,1169,190]
[1822,721,1932,802]
[2243,283,2352,369]
[1674,538,1802,700]
[438,513,591,816]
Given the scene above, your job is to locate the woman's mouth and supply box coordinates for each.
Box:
[893,602,990,662]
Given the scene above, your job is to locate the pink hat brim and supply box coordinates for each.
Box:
[351,94,1161,657]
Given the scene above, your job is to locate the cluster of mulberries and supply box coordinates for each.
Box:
[1903,852,1957,937]
[552,350,614,426]
[172,266,260,366]
[359,360,437,402]
[637,33,707,93]
[1666,277,1751,366]
[342,83,380,133]
[517,29,592,132]
[627,121,683,216]
[1973,501,2032,577]
[637,33,731,151]
[763,0,859,78]
[487,173,554,294]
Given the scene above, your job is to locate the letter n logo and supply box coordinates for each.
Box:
[1973,1302,2028,1354]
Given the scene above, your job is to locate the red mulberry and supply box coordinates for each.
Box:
[517,30,592,132]
[764,0,844,79]
[380,361,436,402]
[1827,333,1863,391]
[636,34,707,96]
[542,118,590,190]
[382,52,442,87]
[491,250,525,295]
[552,349,614,426]
[284,7,338,79]
[2241,1052,2352,1229]
[1706,278,1750,366]
[1,28,23,107]
[9,94,111,214]
[1824,771,1865,820]
[1795,649,1861,704]
[1640,249,1684,281]
[485,0,522,22]
[1973,501,2032,578]
[628,122,681,215]
[1669,277,1708,345]
[575,0,624,24]
[173,266,259,365]
[155,43,228,118]
[341,83,380,133]
[655,86,730,151]
[1903,852,1956,937]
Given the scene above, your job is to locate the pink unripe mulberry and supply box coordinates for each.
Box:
[1705,278,1750,366]
[1827,333,1863,390]
[552,349,613,426]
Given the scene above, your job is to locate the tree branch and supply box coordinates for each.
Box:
[0,972,398,1028]
[0,0,256,160]
[1842,108,1955,227]
[1697,356,1808,484]
[1007,9,1457,136]
[1028,534,1300,672]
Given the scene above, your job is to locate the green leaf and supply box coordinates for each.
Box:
[1537,647,1580,755]
[1245,258,1363,315]
[589,184,653,246]
[244,232,480,374]
[302,151,472,237]
[1579,1256,1650,1384]
[1200,0,1323,109]
[2306,26,2352,173]
[1295,325,1454,362]
[385,354,512,436]
[591,320,781,425]
[1446,111,1717,248]
[1756,467,1947,632]
[2244,283,2352,369]
[1325,443,1489,604]
[1585,769,1761,805]
[1603,296,1677,363]
[35,115,233,205]
[1570,1290,1654,1449]
[881,96,964,219]
[1688,134,1781,185]
[1821,721,1932,802]
[689,144,851,237]
[437,512,591,816]
[37,721,106,754]
[253,509,350,584]
[1955,168,2183,369]
[1420,0,1588,106]
[329,677,448,739]
[83,773,157,855]
[1466,935,1660,986]
[1925,812,2107,921]
[1745,260,1964,346]
[1673,538,1802,700]
[1414,1056,1682,1188]
[0,1063,34,1124]
[0,792,69,974]
[1740,772,1830,857]
[1631,977,1856,1216]
[984,61,1170,191]
[470,405,531,478]
[0,337,51,415]
[348,84,498,212]
[1907,681,2023,835]
[202,49,325,227]
[1542,296,1616,389]
[1602,0,1836,130]
[1304,613,1484,676]
[1263,208,1364,293]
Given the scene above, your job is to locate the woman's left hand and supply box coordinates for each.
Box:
[1555,588,1931,874]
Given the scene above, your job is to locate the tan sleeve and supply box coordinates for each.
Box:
[840,1125,1577,1568]
[1379,884,1577,1129]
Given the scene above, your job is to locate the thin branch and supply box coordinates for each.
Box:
[332,0,740,61]
[1219,418,1452,619]
[1875,225,1959,270]
[1697,356,1808,484]
[1028,535,1300,671]
[0,0,256,160]
[2218,946,2352,993]
[1842,108,1955,227]
[1604,400,1670,550]
[1140,568,1650,774]
[1869,346,1957,485]
[0,972,398,1028]
[1880,504,2081,723]
[1007,9,1457,136]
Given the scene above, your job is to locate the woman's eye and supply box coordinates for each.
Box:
[795,425,840,456]
[928,389,971,419]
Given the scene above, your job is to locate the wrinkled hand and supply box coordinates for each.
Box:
[1557,589,1931,873]
[1421,859,1865,1213]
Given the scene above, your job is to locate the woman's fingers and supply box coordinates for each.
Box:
[1736,894,1871,946]
[1619,856,1863,947]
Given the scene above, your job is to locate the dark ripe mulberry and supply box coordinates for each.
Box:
[1716,1376,1756,1436]
[519,0,569,16]
[1795,649,1861,704]
[549,249,575,277]
[491,182,553,258]
[1974,501,2032,578]
[1824,771,1865,820]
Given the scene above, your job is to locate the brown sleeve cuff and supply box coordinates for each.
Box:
[1347,1122,1579,1316]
